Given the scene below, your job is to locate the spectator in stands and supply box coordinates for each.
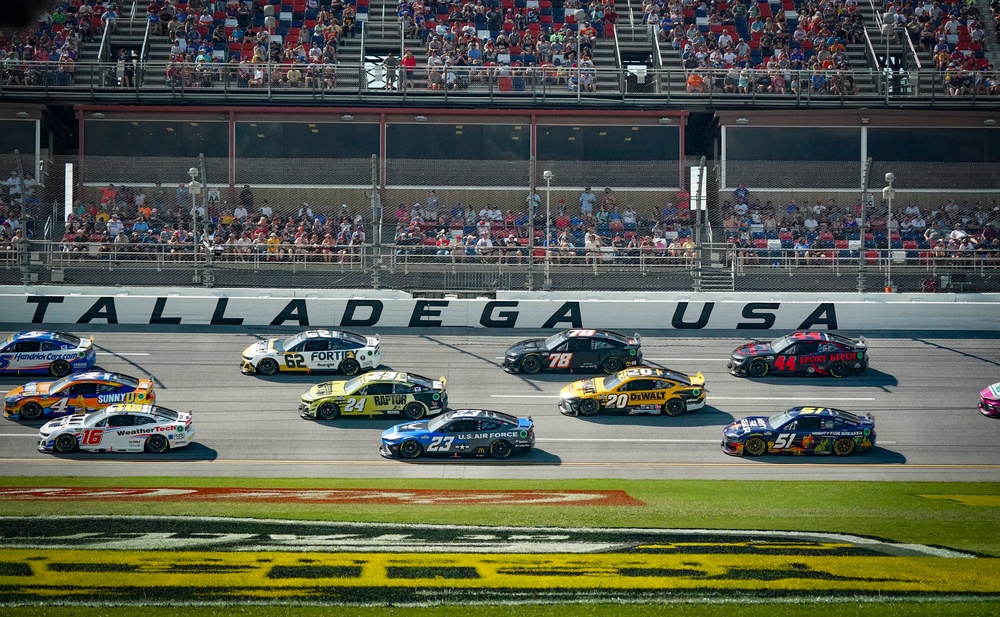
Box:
[579,187,596,216]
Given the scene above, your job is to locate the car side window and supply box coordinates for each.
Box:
[592,340,616,350]
[303,340,329,352]
[97,383,119,393]
[40,342,61,351]
[13,341,41,352]
[779,344,797,355]
[795,417,821,431]
[479,420,501,431]
[327,340,348,351]
[625,379,654,391]
[65,383,99,396]
[135,415,157,425]
[551,341,569,352]
[653,380,672,390]
[108,415,135,427]
[569,338,591,352]
[446,420,479,433]
[94,418,108,427]
[392,382,415,394]
[819,342,839,353]
[366,383,393,395]
[797,342,819,355]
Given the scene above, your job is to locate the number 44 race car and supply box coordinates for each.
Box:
[728,331,868,378]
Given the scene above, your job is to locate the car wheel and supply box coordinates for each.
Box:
[744,436,768,456]
[49,360,73,378]
[601,356,622,375]
[317,402,340,421]
[747,359,770,378]
[144,434,169,454]
[664,398,687,416]
[521,355,542,374]
[578,398,600,416]
[490,439,513,459]
[829,360,849,378]
[53,433,78,453]
[854,364,868,374]
[19,402,44,422]
[833,437,857,456]
[256,358,279,376]
[339,358,361,376]
[402,402,426,420]
[399,439,423,459]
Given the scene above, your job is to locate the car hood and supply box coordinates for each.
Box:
[561,378,600,398]
[733,342,771,357]
[382,421,430,439]
[724,416,771,438]
[8,382,51,399]
[303,381,347,400]
[41,414,88,432]
[981,383,1000,403]
[243,340,277,356]
[506,338,545,355]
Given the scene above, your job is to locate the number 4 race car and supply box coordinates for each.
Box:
[503,329,642,375]
[380,409,535,460]
[4,371,155,422]
[0,330,96,377]
[559,366,706,417]
[728,331,868,378]
[38,403,194,454]
[299,370,448,421]
[241,329,381,376]
[722,406,876,457]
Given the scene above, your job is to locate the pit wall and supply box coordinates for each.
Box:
[1,287,998,331]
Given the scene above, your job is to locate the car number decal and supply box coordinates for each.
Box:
[604,394,629,408]
[548,353,573,369]
[425,436,455,452]
[284,354,306,369]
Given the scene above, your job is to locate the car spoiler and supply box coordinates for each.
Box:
[633,332,642,345]
[437,376,447,389]
[856,335,867,346]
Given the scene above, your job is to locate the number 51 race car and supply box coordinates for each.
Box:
[241,329,381,376]
[722,406,876,457]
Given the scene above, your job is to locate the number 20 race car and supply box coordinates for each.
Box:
[241,329,381,376]
[380,409,534,460]
[0,330,96,377]
[4,371,155,422]
[559,366,706,417]
[38,403,194,454]
[503,329,642,375]
[728,331,868,378]
[722,406,876,457]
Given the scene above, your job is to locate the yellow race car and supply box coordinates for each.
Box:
[299,370,447,421]
[559,366,706,417]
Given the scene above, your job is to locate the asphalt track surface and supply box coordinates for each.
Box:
[1,329,999,481]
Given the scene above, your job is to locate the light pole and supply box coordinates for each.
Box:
[882,172,895,292]
[187,167,202,268]
[543,170,553,289]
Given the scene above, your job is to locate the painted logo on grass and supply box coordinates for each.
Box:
[0,517,994,605]
[0,488,643,506]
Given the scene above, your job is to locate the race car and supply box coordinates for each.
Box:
[38,403,194,454]
[380,409,534,460]
[728,331,868,378]
[0,330,96,377]
[502,328,642,375]
[722,406,876,457]
[4,371,155,422]
[979,382,1000,418]
[559,366,706,417]
[241,329,381,376]
[300,370,447,421]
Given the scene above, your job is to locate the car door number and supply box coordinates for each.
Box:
[548,353,573,369]
[605,394,629,408]
[774,356,797,371]
[344,398,366,412]
[773,433,795,448]
[284,353,306,369]
[426,436,455,451]
[48,398,71,414]
[82,429,103,445]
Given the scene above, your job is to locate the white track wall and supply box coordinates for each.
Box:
[0,287,998,331]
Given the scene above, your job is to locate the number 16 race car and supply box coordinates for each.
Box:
[38,403,194,454]
[503,329,642,375]
[728,331,868,378]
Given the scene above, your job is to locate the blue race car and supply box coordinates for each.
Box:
[722,406,876,457]
[380,409,535,460]
[0,331,96,377]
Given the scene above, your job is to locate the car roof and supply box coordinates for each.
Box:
[360,370,407,382]
[564,328,633,343]
[63,371,136,383]
[304,329,361,339]
[786,406,863,422]
[105,403,181,417]
[619,367,694,384]
[790,331,856,344]
[11,330,79,343]
[446,409,522,424]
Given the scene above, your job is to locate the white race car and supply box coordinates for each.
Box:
[241,329,382,376]
[37,403,194,454]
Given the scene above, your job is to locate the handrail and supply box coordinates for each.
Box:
[903,27,922,70]
[138,15,152,88]
[863,27,880,70]
[129,0,139,21]
[97,18,111,62]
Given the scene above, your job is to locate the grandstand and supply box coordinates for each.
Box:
[0,1,998,294]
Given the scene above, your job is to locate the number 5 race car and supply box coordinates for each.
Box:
[503,329,642,375]
[722,406,876,457]
[380,409,534,460]
[728,331,868,378]
[38,403,194,454]
[241,329,381,376]
[0,330,96,377]
[559,366,706,417]
[4,371,155,421]
[300,371,447,421]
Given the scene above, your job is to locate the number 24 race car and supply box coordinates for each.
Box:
[728,331,868,378]
[300,371,447,421]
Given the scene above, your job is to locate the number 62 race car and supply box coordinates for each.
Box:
[38,403,194,454]
[241,329,381,376]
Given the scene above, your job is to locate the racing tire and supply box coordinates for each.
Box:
[256,358,279,376]
[520,355,542,374]
[144,434,169,454]
[402,402,426,420]
[49,360,73,378]
[399,439,423,459]
[490,439,513,460]
[664,398,687,416]
[854,364,868,374]
[747,359,770,378]
[316,403,340,420]
[829,360,849,379]
[19,402,44,422]
[578,399,600,416]
[339,358,361,377]
[601,356,623,375]
[744,436,768,457]
[53,433,79,453]
[833,437,857,457]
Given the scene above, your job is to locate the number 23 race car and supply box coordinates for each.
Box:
[728,331,868,378]
[380,409,534,460]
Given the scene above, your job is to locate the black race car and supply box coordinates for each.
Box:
[503,329,642,375]
[728,331,868,378]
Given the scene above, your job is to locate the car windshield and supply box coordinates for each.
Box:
[47,375,76,391]
[2,333,15,346]
[767,410,794,428]
[769,335,796,352]
[542,333,567,349]
[342,376,364,393]
[426,414,452,432]
[602,373,624,389]
[280,332,310,350]
[51,332,83,346]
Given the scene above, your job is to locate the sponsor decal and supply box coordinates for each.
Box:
[96,392,145,405]
[373,395,407,406]
[11,353,78,361]
[0,517,993,604]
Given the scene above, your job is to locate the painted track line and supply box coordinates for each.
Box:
[491,394,877,401]
[96,352,151,356]
[0,458,974,467]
